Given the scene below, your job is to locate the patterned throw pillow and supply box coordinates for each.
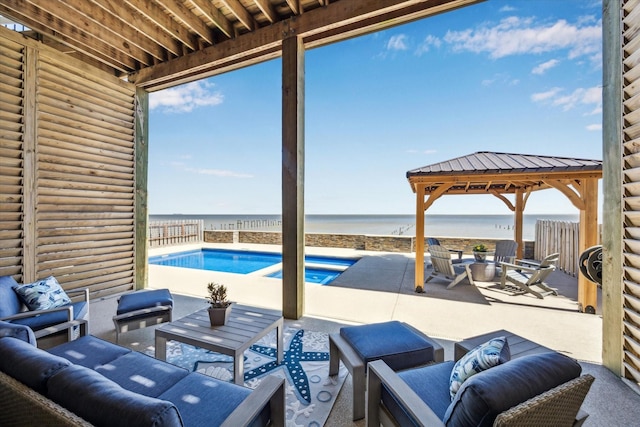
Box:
[13,276,72,311]
[449,336,510,400]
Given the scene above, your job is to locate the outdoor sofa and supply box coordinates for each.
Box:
[0,321,285,427]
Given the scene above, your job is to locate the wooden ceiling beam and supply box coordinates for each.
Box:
[155,0,216,45]
[219,0,257,32]
[92,0,183,57]
[0,3,134,72]
[252,0,279,23]
[130,0,482,89]
[123,0,198,51]
[188,0,235,38]
[285,0,300,16]
[59,0,163,63]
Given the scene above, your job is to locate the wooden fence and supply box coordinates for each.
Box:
[148,220,203,247]
[534,219,601,276]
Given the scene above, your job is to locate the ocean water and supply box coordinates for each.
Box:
[149,214,580,241]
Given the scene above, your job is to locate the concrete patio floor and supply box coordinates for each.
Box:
[84,243,640,426]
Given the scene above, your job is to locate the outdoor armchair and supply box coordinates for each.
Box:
[425,245,474,288]
[366,351,594,427]
[0,275,89,343]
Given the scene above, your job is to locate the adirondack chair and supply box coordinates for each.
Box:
[427,238,463,264]
[425,245,474,289]
[499,253,560,299]
[494,240,518,275]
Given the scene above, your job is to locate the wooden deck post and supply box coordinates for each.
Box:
[22,46,37,283]
[578,178,599,313]
[415,185,425,291]
[281,34,305,319]
[514,189,524,260]
[135,88,149,291]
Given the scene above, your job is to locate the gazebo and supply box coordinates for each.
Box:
[406,151,603,313]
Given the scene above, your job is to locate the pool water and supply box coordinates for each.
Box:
[149,248,358,284]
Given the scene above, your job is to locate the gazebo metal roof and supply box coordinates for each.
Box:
[407,151,603,313]
[406,151,603,195]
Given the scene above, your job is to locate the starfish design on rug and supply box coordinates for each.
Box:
[245,329,328,404]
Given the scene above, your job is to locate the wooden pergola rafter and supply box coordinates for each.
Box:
[407,151,603,313]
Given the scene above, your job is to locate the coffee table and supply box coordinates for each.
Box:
[155,304,283,385]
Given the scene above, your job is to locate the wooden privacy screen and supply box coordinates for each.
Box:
[0,27,137,297]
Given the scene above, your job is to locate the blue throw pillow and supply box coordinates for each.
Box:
[13,276,71,311]
[449,336,510,400]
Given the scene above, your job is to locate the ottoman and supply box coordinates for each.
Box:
[328,320,443,420]
[112,289,173,343]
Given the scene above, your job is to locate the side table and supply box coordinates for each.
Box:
[469,262,496,281]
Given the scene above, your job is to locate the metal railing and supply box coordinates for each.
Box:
[148,220,203,247]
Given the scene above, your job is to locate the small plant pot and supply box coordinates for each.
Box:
[208,305,232,326]
[473,252,487,263]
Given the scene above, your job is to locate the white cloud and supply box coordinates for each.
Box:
[532,59,560,75]
[532,86,602,112]
[586,124,602,131]
[185,167,253,178]
[499,5,516,13]
[150,81,223,113]
[387,34,409,51]
[443,16,601,61]
[415,35,441,56]
[531,87,562,102]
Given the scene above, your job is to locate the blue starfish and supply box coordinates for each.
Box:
[244,329,328,404]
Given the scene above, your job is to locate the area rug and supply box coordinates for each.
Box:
[146,328,347,427]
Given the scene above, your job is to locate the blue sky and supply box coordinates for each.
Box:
[148,0,603,216]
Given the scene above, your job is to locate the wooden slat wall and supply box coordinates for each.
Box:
[0,26,137,297]
[622,0,640,385]
[0,35,25,281]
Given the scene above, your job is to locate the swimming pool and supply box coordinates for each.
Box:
[148,248,358,284]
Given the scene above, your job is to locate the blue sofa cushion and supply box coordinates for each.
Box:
[449,336,510,400]
[95,351,189,397]
[117,289,173,315]
[48,364,183,427]
[13,276,71,311]
[443,352,582,427]
[340,321,435,371]
[383,361,456,426]
[0,337,71,394]
[0,275,23,317]
[159,372,267,427]
[11,301,88,330]
[0,320,36,344]
[49,335,131,369]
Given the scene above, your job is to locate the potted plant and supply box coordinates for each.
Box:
[206,282,232,326]
[472,243,488,262]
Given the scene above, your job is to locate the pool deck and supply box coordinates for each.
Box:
[88,242,640,426]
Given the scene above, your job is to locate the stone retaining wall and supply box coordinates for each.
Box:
[203,230,535,258]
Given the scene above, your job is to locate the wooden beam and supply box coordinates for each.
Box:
[123,0,198,51]
[409,170,602,184]
[189,0,235,38]
[252,0,278,23]
[0,4,134,72]
[155,0,216,45]
[490,190,515,211]
[129,0,483,89]
[423,183,452,210]
[415,184,426,291]
[281,35,305,320]
[22,46,37,283]
[218,0,256,32]
[134,88,149,291]
[545,179,586,210]
[514,189,524,259]
[602,0,624,376]
[92,0,184,57]
[578,178,599,313]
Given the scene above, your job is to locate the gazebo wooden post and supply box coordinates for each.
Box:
[578,178,599,313]
[415,184,426,291]
[514,189,524,259]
